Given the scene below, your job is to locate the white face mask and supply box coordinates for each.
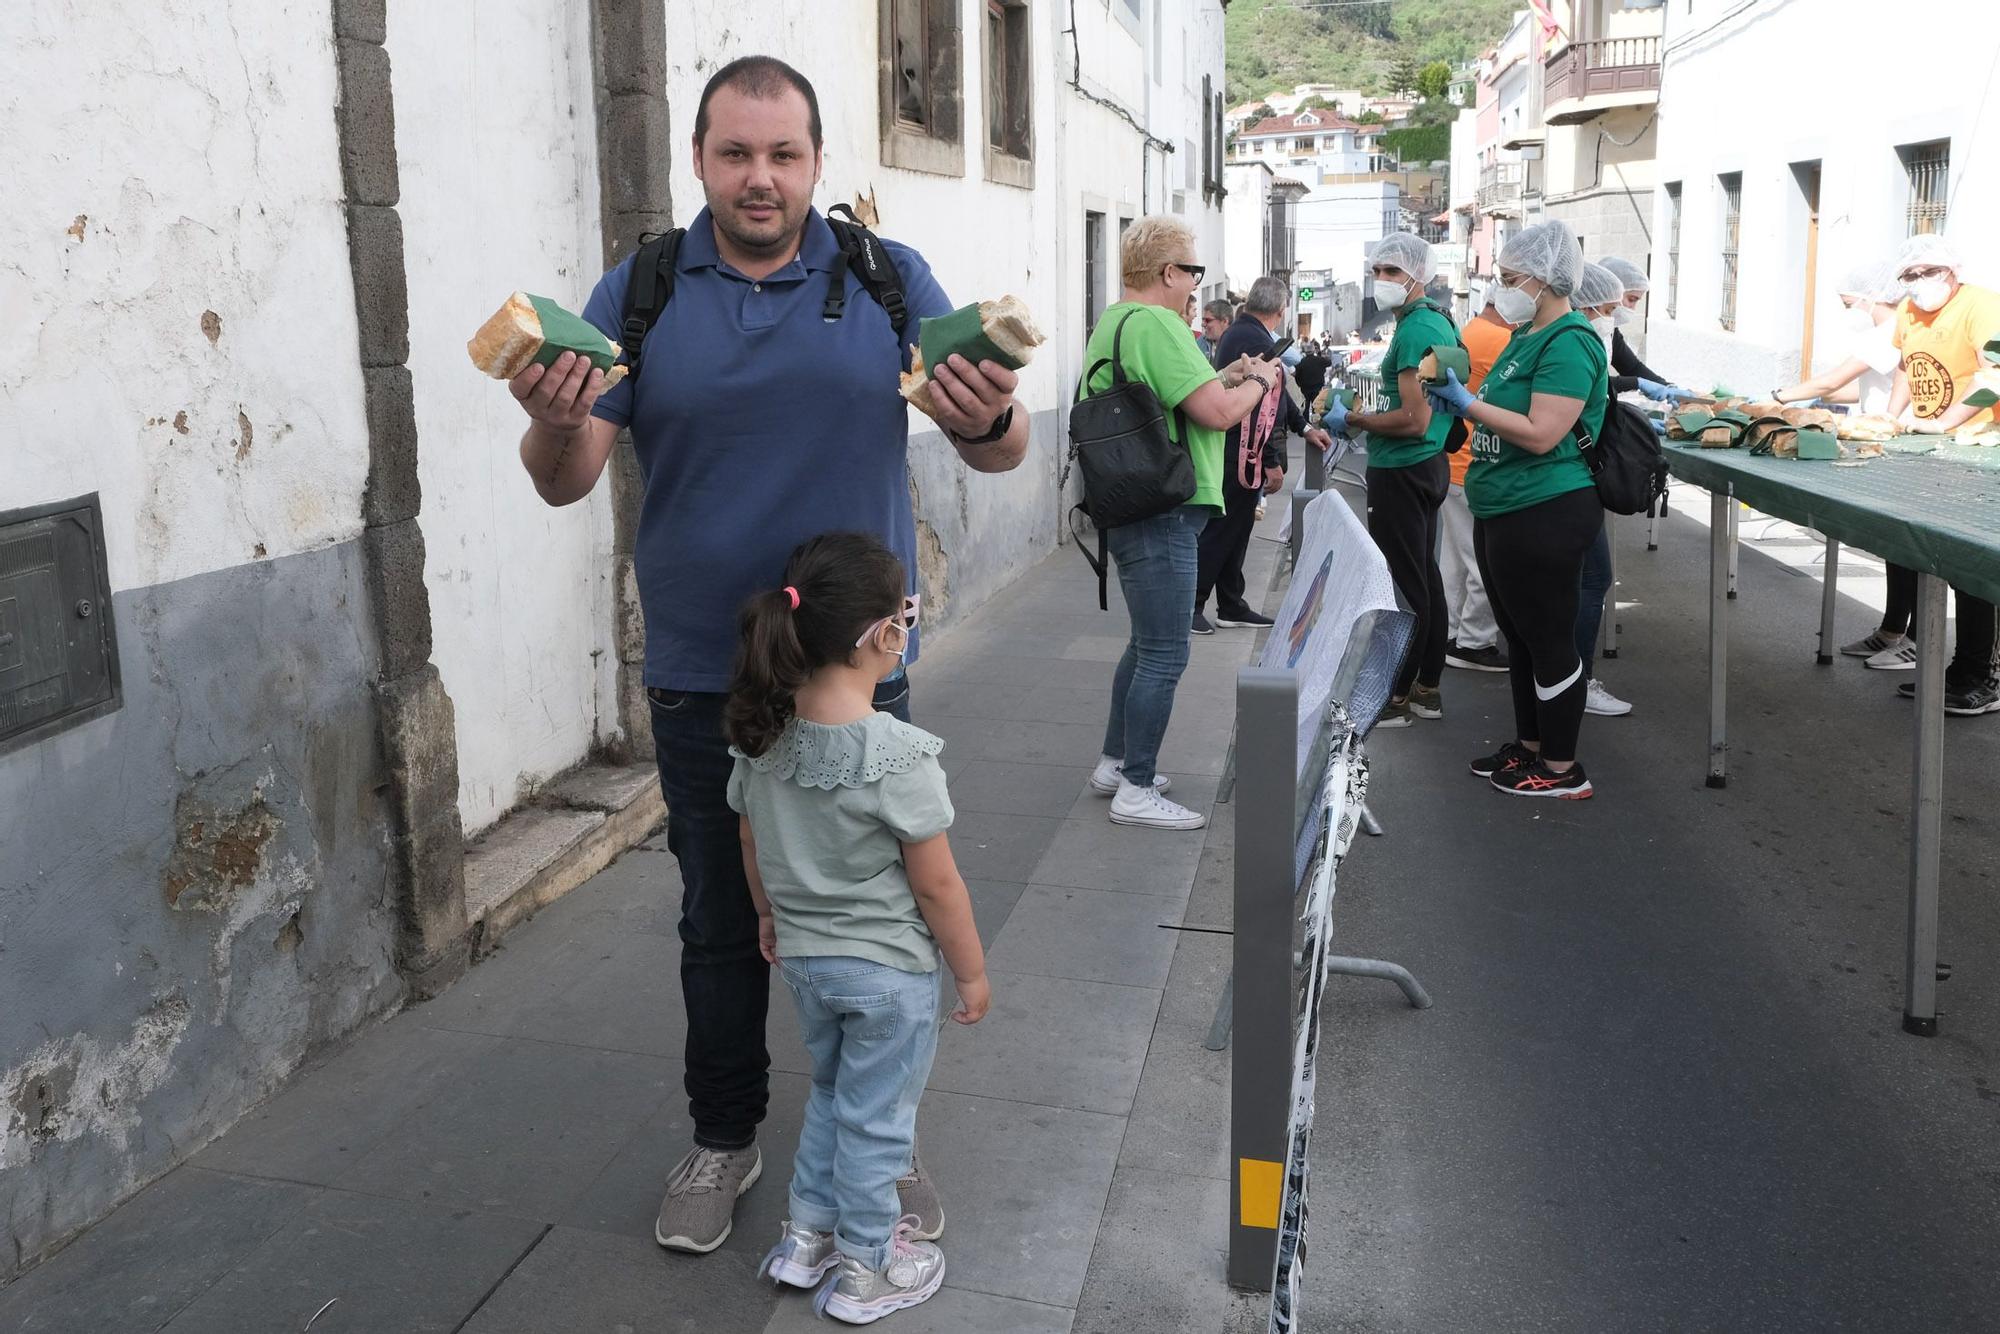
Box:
[1590,315,1615,342]
[1492,282,1538,326]
[1613,305,1638,327]
[1907,277,1952,312]
[1373,278,1411,310]
[1841,303,1876,331]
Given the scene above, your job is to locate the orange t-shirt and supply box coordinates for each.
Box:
[1895,282,2000,426]
[1452,314,1515,485]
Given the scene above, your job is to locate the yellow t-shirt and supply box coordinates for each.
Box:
[1894,282,2000,426]
[1453,315,1514,486]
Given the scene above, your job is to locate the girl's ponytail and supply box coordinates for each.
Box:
[726,588,814,757]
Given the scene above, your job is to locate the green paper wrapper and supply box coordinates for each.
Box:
[1417,344,1471,385]
[918,303,1028,376]
[1793,429,1841,460]
[525,294,620,373]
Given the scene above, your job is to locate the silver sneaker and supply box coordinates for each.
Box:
[814,1217,946,1325]
[654,1144,761,1253]
[759,1219,839,1289]
[896,1149,944,1241]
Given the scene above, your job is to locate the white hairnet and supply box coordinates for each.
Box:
[1896,232,1963,277]
[1372,232,1436,284]
[1601,256,1649,295]
[1838,258,1906,303]
[1571,262,1626,311]
[1497,220,1585,296]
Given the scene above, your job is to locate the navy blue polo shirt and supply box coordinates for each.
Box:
[582,207,953,692]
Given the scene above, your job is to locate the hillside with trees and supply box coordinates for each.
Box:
[1225,0,1519,102]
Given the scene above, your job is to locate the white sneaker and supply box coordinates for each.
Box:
[1841,630,1904,658]
[1866,641,1919,671]
[1584,678,1633,716]
[1088,756,1170,796]
[1108,780,1206,830]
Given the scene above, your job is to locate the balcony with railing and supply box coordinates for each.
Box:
[1544,34,1661,123]
[1476,161,1528,215]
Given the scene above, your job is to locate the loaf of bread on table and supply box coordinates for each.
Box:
[1838,413,1901,442]
[468,292,628,389]
[902,296,1045,420]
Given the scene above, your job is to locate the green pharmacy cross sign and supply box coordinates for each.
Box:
[1298,287,1316,301]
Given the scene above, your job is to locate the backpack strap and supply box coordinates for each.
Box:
[824,205,911,340]
[618,229,684,377]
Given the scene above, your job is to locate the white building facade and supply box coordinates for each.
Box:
[1645,0,2000,393]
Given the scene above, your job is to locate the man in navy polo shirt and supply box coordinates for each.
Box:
[506,55,1026,1257]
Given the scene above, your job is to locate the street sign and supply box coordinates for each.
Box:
[1298,287,1316,301]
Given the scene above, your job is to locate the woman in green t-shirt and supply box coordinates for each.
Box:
[1078,216,1271,832]
[1320,231,1455,728]
[1425,220,1606,799]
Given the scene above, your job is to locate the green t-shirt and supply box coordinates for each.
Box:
[1369,300,1459,470]
[726,712,953,974]
[1464,313,1606,519]
[1083,302,1225,511]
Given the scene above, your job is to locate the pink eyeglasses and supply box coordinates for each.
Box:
[856,594,922,649]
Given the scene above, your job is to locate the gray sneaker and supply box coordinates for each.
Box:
[759,1219,839,1289]
[654,1144,762,1253]
[896,1150,944,1240]
[813,1218,946,1325]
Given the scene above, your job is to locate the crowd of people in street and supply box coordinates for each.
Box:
[482,43,2000,1327]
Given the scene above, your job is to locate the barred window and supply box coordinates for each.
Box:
[1899,140,1949,237]
[1664,181,1682,320]
[881,0,963,176]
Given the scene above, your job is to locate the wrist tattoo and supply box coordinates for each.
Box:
[545,426,576,486]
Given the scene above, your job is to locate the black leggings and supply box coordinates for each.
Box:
[1474,487,1604,764]
[1368,454,1450,696]
[1881,564,1998,686]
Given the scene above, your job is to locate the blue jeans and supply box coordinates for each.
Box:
[648,678,911,1151]
[1101,507,1203,787]
[779,954,941,1271]
[1576,522,1612,679]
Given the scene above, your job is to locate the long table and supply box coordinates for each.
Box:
[1664,440,2000,1037]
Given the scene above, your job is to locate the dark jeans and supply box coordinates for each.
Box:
[1576,521,1613,680]
[1195,479,1263,619]
[1367,454,1450,696]
[1881,564,1998,686]
[649,674,912,1150]
[1475,487,1603,764]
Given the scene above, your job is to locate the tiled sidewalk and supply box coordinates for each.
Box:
[0,508,1291,1333]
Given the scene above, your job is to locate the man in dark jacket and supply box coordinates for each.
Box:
[1195,276,1332,633]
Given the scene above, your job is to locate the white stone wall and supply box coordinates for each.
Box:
[388,1,615,833]
[1646,0,2000,393]
[3,1,370,590]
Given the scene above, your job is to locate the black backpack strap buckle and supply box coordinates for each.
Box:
[617,228,684,376]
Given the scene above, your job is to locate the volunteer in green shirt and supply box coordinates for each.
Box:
[1321,232,1456,727]
[1079,215,1269,832]
[1426,219,1607,799]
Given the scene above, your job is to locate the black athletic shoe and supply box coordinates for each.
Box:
[1896,678,2000,713]
[1215,609,1276,629]
[1191,612,1215,636]
[1469,741,1534,777]
[1445,642,1510,673]
[1490,759,1594,799]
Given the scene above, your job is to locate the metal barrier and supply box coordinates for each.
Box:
[1222,492,1431,1324]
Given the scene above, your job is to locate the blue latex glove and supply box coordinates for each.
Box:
[1636,378,1694,403]
[1321,394,1350,437]
[1426,367,1476,416]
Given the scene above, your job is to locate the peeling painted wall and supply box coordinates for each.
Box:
[388,1,620,834]
[0,4,401,1280]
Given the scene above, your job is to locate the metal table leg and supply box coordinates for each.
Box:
[1707,488,1731,789]
[1817,538,1840,665]
[1600,517,1619,660]
[1904,574,1947,1037]
[1648,486,1663,551]
[1726,502,1740,599]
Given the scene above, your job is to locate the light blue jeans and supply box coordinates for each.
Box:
[1101,507,1204,787]
[779,954,941,1271]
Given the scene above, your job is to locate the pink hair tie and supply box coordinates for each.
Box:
[783,586,800,610]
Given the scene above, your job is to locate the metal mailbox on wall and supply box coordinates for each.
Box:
[0,495,121,754]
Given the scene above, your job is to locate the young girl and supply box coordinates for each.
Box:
[723,531,989,1325]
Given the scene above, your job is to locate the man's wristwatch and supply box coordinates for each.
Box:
[956,405,1014,446]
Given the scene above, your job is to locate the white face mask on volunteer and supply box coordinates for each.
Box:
[1907,276,1952,312]
[1373,278,1411,310]
[1492,281,1538,326]
[1613,305,1638,327]
[1590,314,1615,342]
[1841,302,1875,331]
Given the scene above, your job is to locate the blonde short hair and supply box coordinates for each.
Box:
[1120,215,1198,288]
